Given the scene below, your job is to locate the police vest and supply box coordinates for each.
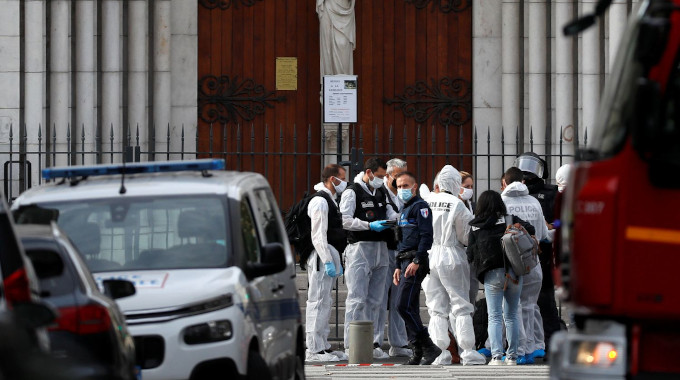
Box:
[346,183,388,244]
[313,191,348,254]
[528,183,558,223]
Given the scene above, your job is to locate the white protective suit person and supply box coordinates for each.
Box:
[339,166,399,357]
[501,179,550,360]
[306,179,347,362]
[422,165,486,365]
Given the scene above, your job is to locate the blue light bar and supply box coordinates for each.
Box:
[42,159,225,180]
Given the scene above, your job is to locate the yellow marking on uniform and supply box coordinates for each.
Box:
[626,226,680,245]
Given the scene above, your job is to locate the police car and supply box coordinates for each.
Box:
[11,159,305,380]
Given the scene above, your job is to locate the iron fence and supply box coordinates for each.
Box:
[2,123,586,207]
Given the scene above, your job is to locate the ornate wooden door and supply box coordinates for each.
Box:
[197,0,472,208]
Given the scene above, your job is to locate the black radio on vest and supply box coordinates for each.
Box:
[346,183,388,244]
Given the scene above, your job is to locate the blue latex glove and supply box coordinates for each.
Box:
[324,261,337,277]
[369,220,389,232]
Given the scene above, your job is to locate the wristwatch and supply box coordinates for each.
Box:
[412,257,421,265]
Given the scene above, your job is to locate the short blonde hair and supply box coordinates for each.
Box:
[460,171,472,182]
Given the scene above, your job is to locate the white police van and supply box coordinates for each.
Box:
[11,159,305,380]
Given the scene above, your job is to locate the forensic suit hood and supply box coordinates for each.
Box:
[437,165,462,195]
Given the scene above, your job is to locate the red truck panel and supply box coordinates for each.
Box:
[571,143,680,318]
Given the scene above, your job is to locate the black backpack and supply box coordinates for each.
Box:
[284,192,316,270]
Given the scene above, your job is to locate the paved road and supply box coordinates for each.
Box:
[305,364,550,379]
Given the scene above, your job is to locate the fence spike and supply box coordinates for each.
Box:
[222,123,227,157]
[584,127,588,147]
[307,124,312,154]
[209,123,214,157]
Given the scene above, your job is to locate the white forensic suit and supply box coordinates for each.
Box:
[422,165,486,365]
[501,181,550,357]
[339,172,398,354]
[374,182,410,355]
[305,183,345,361]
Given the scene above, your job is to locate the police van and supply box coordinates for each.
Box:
[11,159,305,380]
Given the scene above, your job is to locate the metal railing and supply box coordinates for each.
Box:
[2,123,586,207]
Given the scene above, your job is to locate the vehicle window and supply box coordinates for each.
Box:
[590,19,642,158]
[240,199,261,264]
[24,245,76,297]
[25,196,229,272]
[252,189,284,245]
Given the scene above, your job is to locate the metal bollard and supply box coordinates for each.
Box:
[348,320,373,364]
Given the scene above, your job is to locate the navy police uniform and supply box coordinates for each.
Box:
[395,194,434,342]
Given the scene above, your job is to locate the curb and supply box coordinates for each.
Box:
[308,363,402,367]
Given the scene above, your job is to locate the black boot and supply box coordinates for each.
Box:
[420,334,442,365]
[405,341,423,365]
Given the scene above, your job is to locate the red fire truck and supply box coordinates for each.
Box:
[551,0,680,378]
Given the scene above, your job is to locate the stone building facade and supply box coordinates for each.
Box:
[0,0,639,198]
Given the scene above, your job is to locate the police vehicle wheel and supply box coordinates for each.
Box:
[246,350,271,380]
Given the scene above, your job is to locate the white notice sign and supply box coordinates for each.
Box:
[323,75,358,123]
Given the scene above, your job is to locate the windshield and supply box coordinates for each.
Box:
[18,196,230,272]
[589,5,645,158]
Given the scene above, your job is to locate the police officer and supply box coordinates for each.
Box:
[392,171,441,365]
[513,152,561,359]
[339,157,399,358]
[305,164,349,362]
[375,158,412,357]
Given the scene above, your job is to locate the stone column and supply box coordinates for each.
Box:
[528,0,547,156]
[50,0,70,166]
[472,0,502,192]
[555,0,575,163]
[24,0,46,186]
[154,0,171,158]
[170,0,198,158]
[502,0,520,169]
[582,0,600,139]
[75,0,96,164]
[128,0,148,149]
[102,0,122,162]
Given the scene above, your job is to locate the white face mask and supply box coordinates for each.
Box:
[460,187,473,201]
[368,172,384,189]
[332,177,347,194]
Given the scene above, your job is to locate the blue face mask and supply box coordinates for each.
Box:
[398,188,413,202]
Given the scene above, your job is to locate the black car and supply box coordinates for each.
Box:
[17,224,138,380]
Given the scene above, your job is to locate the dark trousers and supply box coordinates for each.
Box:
[538,242,561,352]
[396,261,428,342]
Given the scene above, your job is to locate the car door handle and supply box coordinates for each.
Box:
[271,283,284,292]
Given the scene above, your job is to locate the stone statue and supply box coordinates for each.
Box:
[317,0,356,77]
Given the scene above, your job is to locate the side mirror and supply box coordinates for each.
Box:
[102,279,136,300]
[246,243,287,278]
[13,302,57,329]
[27,249,64,279]
[636,16,671,70]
